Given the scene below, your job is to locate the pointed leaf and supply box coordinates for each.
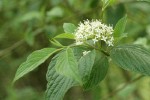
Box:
[110,45,150,75]
[55,48,81,83]
[13,48,61,83]
[54,33,75,39]
[114,15,127,37]
[63,23,76,33]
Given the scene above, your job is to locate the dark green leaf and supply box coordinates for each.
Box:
[55,48,81,83]
[78,50,96,83]
[114,15,127,37]
[63,23,76,33]
[110,44,150,75]
[79,51,108,89]
[73,47,86,62]
[13,48,61,83]
[46,55,77,100]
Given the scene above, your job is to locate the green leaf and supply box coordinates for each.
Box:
[102,0,114,11]
[73,47,86,61]
[78,50,96,83]
[13,48,61,83]
[78,49,109,89]
[50,39,64,47]
[46,55,77,100]
[47,6,64,17]
[63,23,76,33]
[25,32,35,46]
[54,33,75,39]
[110,44,150,75]
[55,48,81,83]
[114,15,127,37]
[19,11,41,22]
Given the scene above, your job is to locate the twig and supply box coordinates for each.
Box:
[101,75,144,100]
[0,28,43,58]
[0,40,24,57]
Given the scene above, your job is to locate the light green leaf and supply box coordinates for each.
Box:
[110,44,150,75]
[54,33,75,39]
[55,48,81,83]
[47,6,64,17]
[78,50,96,83]
[63,23,77,33]
[83,50,109,89]
[114,15,127,37]
[46,55,77,100]
[13,48,61,83]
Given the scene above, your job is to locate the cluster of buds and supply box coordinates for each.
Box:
[74,19,114,46]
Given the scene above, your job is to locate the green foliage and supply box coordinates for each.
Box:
[54,33,75,39]
[83,50,109,89]
[110,45,150,75]
[63,23,77,33]
[47,6,64,18]
[19,11,42,22]
[50,39,64,48]
[13,48,61,83]
[102,0,114,11]
[114,15,127,37]
[55,48,81,83]
[46,55,76,100]
[0,0,149,100]
[25,32,35,46]
[78,50,96,84]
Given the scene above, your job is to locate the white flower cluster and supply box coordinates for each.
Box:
[74,19,114,46]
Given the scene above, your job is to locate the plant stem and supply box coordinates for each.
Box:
[101,75,144,100]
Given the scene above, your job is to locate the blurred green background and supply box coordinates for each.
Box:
[0,0,150,100]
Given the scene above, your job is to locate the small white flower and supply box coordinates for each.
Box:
[83,50,91,56]
[74,19,114,46]
[101,36,107,42]
[92,38,98,44]
[107,40,113,46]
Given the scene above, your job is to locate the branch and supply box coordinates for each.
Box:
[0,28,43,58]
[102,75,144,100]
